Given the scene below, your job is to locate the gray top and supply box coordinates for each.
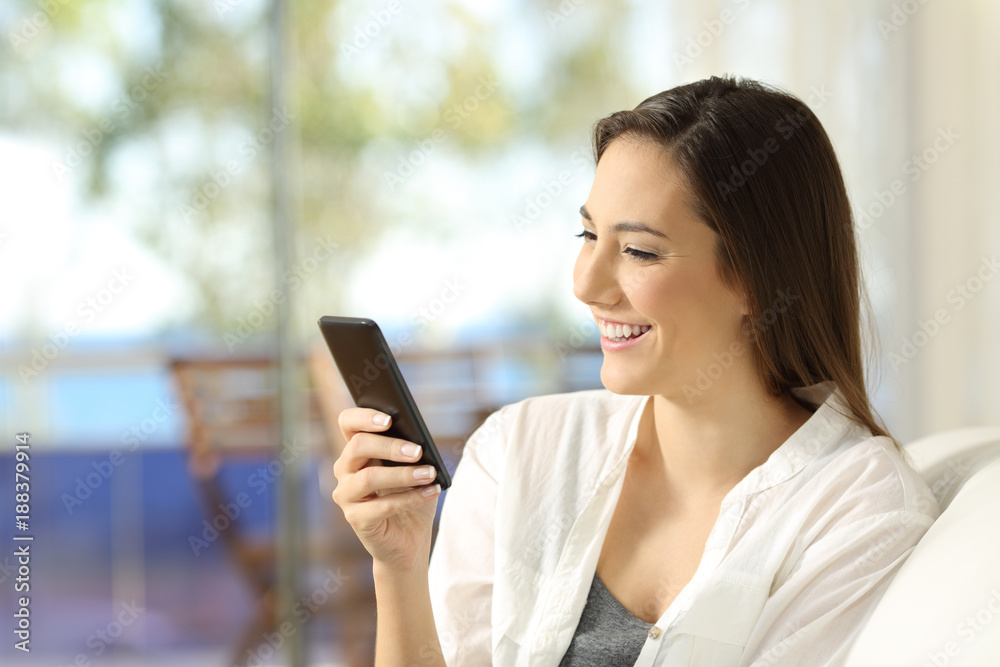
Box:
[558,574,653,666]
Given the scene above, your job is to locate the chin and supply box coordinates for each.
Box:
[599,367,651,396]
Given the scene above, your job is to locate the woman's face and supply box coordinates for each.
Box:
[572,138,748,399]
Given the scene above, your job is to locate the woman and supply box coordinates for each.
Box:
[332,75,939,666]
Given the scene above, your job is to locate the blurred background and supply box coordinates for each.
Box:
[1,0,998,665]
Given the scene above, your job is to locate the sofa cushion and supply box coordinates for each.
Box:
[844,427,1000,666]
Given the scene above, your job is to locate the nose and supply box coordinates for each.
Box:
[573,243,621,307]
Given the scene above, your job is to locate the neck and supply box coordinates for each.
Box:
[633,377,814,502]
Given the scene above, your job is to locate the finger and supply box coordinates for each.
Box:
[376,484,420,497]
[338,407,393,442]
[343,484,443,529]
[336,463,437,504]
[339,431,423,475]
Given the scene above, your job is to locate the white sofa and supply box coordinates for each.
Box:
[845,427,1000,666]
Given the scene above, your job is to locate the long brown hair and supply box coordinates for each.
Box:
[592,75,894,446]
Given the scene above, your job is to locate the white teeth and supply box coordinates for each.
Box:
[599,320,650,340]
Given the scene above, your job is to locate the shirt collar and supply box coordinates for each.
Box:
[726,381,867,496]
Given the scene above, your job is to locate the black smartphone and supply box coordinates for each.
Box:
[317,315,452,490]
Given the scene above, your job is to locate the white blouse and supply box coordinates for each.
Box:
[427,382,939,666]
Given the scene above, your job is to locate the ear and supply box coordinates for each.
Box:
[736,290,750,317]
[729,281,751,318]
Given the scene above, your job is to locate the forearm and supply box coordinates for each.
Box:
[373,559,446,667]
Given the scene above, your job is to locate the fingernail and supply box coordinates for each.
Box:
[421,483,442,497]
[413,466,435,480]
[401,443,421,459]
[372,413,390,426]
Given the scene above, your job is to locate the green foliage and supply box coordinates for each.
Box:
[1,0,642,336]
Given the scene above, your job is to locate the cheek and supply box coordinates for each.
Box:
[628,267,734,328]
[571,247,589,294]
[623,267,686,310]
[622,272,677,333]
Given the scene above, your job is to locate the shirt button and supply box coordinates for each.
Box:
[648,626,662,640]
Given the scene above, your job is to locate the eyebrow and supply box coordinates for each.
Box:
[579,205,671,240]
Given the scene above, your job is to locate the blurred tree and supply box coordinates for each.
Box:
[0,0,639,338]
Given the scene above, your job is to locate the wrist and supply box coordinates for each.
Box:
[371,557,444,667]
[372,533,433,579]
[373,553,430,582]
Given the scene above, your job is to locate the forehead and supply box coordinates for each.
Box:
[586,138,702,233]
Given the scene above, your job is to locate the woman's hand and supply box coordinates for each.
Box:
[332,407,442,572]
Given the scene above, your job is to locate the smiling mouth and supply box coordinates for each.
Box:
[598,319,651,342]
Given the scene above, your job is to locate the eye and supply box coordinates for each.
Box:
[575,231,659,262]
[624,248,658,261]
